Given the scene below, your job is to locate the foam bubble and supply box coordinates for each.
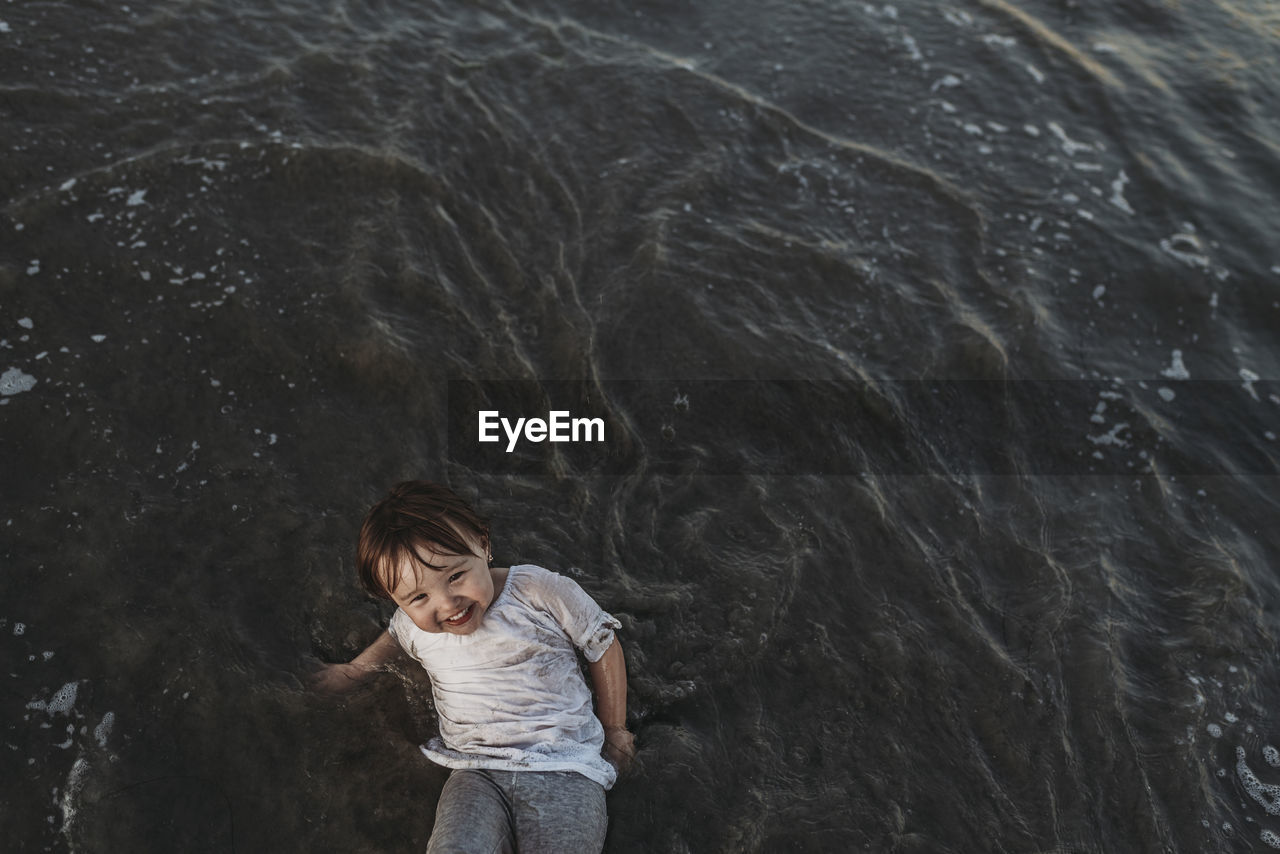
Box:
[1160,234,1209,268]
[60,756,90,836]
[17,317,33,329]
[1240,368,1260,401]
[1264,746,1280,767]
[1087,422,1129,448]
[1208,723,1222,737]
[48,682,79,714]
[1109,170,1134,215]
[1160,349,1190,380]
[1047,122,1092,155]
[902,33,923,64]
[1236,747,1280,815]
[1262,829,1280,849]
[27,681,79,716]
[94,711,115,747]
[1,367,37,396]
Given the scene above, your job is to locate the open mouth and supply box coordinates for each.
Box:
[443,603,475,627]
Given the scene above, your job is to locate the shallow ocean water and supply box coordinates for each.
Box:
[2,0,1279,851]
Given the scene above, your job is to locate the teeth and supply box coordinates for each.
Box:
[446,605,470,622]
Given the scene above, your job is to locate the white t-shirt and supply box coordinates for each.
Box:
[387,563,621,789]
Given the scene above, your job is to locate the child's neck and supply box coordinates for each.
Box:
[490,565,510,598]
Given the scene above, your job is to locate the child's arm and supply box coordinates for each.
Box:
[588,637,635,771]
[311,629,402,694]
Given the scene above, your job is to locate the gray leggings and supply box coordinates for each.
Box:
[425,769,608,854]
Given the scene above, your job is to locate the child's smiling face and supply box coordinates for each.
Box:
[390,534,497,634]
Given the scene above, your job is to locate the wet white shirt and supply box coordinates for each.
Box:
[387,563,621,789]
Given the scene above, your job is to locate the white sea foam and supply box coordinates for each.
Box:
[902,34,923,64]
[0,367,37,396]
[94,711,115,747]
[1160,350,1190,380]
[1047,122,1092,155]
[1240,368,1260,401]
[1236,747,1280,815]
[1087,422,1129,447]
[1265,746,1280,767]
[27,681,79,715]
[1159,233,1209,268]
[1109,171,1134,214]
[60,756,90,839]
[18,317,34,329]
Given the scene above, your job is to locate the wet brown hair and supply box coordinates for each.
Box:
[356,481,490,600]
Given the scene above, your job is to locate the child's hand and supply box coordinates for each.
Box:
[602,726,636,774]
[308,662,373,694]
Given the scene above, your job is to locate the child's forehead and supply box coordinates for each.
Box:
[389,541,463,592]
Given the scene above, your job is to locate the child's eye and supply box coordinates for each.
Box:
[449,571,465,583]
[410,593,426,604]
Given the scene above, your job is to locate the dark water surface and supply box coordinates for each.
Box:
[3,0,1279,851]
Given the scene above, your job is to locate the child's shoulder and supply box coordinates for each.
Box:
[504,563,581,607]
[499,563,543,597]
[505,563,553,586]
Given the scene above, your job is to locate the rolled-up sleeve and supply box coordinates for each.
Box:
[529,568,620,663]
